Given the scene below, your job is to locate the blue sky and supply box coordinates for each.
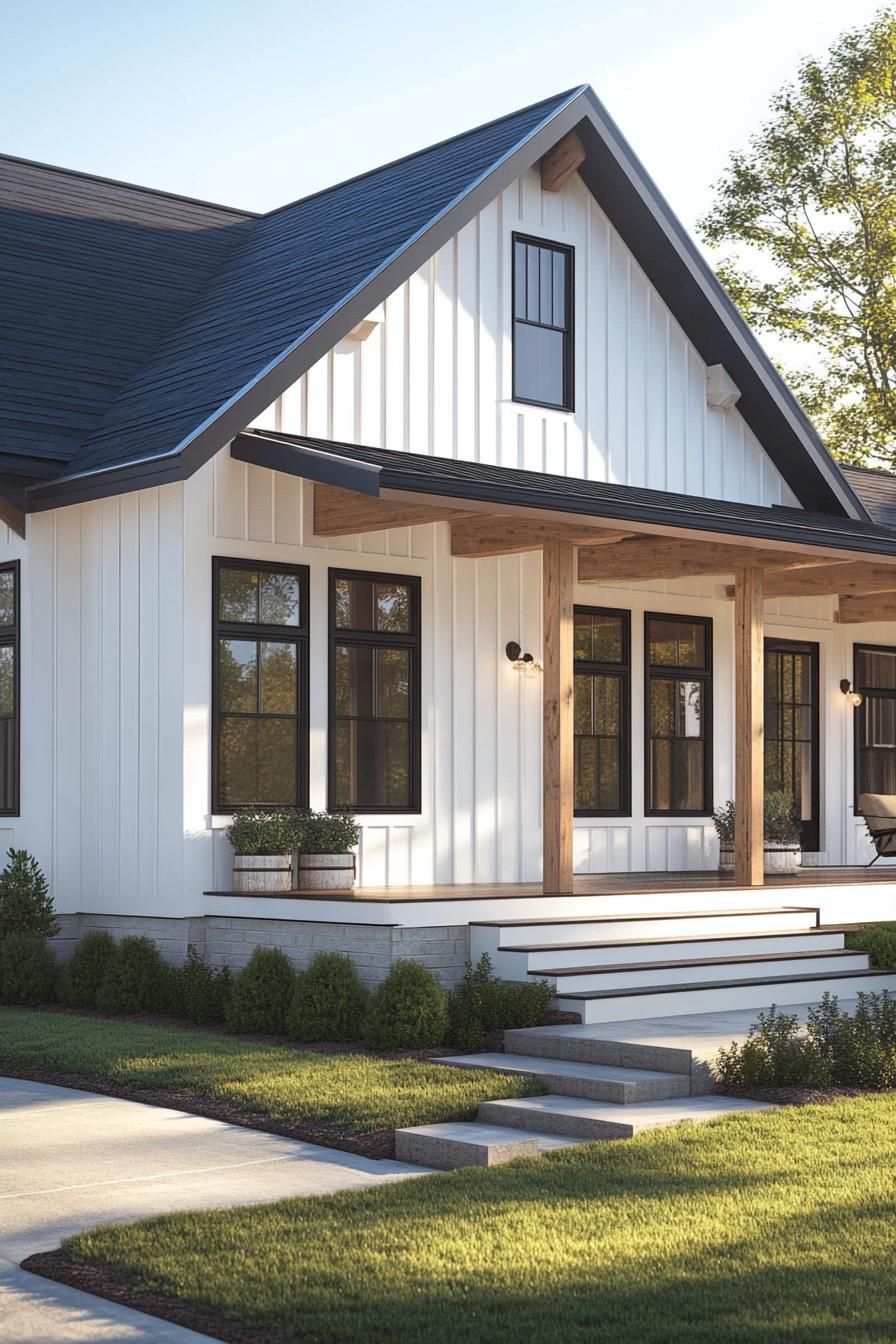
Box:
[1,0,886,229]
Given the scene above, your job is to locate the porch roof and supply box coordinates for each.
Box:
[233,429,896,561]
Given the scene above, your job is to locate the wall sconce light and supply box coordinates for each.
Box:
[840,678,863,708]
[506,641,542,674]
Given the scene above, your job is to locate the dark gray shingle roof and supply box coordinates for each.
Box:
[842,465,896,531]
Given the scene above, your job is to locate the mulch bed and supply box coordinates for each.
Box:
[22,1249,285,1344]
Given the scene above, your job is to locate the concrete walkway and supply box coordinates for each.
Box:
[0,1077,432,1342]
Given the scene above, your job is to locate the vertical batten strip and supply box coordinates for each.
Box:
[734,566,764,886]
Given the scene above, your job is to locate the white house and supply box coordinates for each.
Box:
[2,85,896,1019]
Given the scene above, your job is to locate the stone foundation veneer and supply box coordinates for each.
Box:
[51,914,471,990]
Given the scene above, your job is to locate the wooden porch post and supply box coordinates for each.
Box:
[734,566,764,886]
[543,539,574,893]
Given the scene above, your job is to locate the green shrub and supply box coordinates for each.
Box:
[174,945,232,1024]
[296,812,360,854]
[846,922,896,970]
[364,960,448,1050]
[447,954,554,1051]
[226,947,295,1034]
[59,931,117,1008]
[95,936,170,1015]
[226,810,304,856]
[715,992,896,1091]
[0,933,58,1005]
[0,849,57,940]
[287,953,367,1042]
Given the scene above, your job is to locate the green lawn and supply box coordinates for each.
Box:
[0,1009,540,1134]
[61,1093,896,1344]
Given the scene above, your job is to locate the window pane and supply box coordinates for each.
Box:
[334,645,374,717]
[649,619,706,669]
[574,612,624,664]
[218,717,297,807]
[649,679,675,736]
[676,681,703,738]
[376,648,410,718]
[649,739,705,812]
[860,747,896,796]
[218,639,257,713]
[514,239,527,316]
[573,614,593,662]
[375,583,411,633]
[595,675,620,735]
[260,573,300,626]
[334,578,374,630]
[260,642,296,714]
[857,649,896,689]
[575,736,598,811]
[0,646,14,717]
[864,695,896,748]
[219,569,258,623]
[539,245,553,324]
[333,720,410,809]
[514,322,565,406]
[526,244,540,319]
[552,250,566,327]
[0,572,14,628]
[574,674,593,734]
[598,740,621,811]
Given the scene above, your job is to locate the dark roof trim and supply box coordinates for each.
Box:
[24,86,866,523]
[234,430,896,560]
[230,432,380,495]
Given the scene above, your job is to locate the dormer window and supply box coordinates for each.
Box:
[512,234,573,411]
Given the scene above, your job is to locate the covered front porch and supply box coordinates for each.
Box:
[234,429,896,894]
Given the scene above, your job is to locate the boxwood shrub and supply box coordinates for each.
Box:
[365,960,448,1050]
[287,952,367,1042]
[60,930,117,1009]
[0,933,58,1005]
[95,935,171,1015]
[846,922,896,970]
[226,946,295,1034]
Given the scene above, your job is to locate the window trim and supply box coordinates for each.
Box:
[0,560,20,818]
[644,611,713,818]
[573,604,631,818]
[211,556,310,815]
[511,232,574,412]
[327,568,422,816]
[852,641,896,814]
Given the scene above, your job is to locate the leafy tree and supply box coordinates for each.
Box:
[700,9,896,465]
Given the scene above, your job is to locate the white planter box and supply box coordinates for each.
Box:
[718,843,801,876]
[297,852,357,891]
[232,854,293,893]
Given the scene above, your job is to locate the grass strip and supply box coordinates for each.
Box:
[0,1008,541,1136]
[55,1091,896,1343]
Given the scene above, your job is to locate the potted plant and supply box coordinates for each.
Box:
[295,811,360,891]
[226,810,302,893]
[712,792,801,876]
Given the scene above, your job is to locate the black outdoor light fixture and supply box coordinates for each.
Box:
[840,678,863,708]
[506,640,537,670]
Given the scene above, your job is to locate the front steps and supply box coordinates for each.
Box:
[470,904,896,1024]
[396,1025,771,1168]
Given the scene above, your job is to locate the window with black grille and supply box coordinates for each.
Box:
[512,235,573,410]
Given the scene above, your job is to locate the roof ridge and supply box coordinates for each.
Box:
[0,150,257,219]
[261,86,586,221]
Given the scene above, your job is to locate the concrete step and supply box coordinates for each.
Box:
[502,1026,694,1074]
[472,907,819,972]
[517,929,846,972]
[540,949,869,995]
[554,968,896,1025]
[434,1051,691,1102]
[394,1121,577,1169]
[478,1093,773,1141]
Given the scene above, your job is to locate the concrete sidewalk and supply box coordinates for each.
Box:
[0,1076,432,1342]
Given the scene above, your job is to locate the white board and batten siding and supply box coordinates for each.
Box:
[0,163,890,914]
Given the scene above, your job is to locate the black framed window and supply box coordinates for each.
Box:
[212,558,309,812]
[512,234,573,410]
[854,645,896,805]
[765,639,819,850]
[329,570,421,813]
[646,613,712,815]
[573,607,630,816]
[0,562,19,816]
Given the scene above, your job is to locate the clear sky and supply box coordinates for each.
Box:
[1,0,886,232]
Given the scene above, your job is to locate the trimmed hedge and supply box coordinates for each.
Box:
[175,945,232,1024]
[59,930,117,1009]
[846,922,896,970]
[447,954,553,1050]
[287,953,367,1043]
[226,947,295,1035]
[95,936,171,1015]
[364,960,448,1050]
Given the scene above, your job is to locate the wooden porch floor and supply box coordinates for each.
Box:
[277,866,896,903]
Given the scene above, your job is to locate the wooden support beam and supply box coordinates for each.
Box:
[450,515,630,557]
[734,566,764,888]
[578,536,815,584]
[838,592,896,623]
[541,131,586,192]
[757,561,896,600]
[542,539,575,894]
[0,496,26,539]
[313,484,470,536]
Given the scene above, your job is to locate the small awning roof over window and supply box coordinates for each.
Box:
[233,430,896,560]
